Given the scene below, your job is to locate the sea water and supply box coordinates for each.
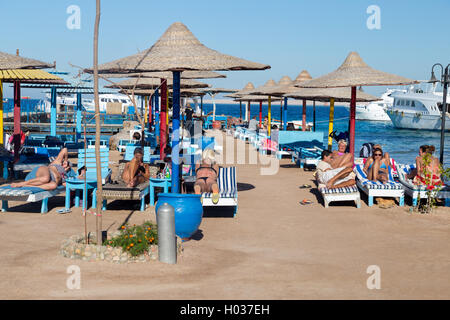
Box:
[203,103,450,168]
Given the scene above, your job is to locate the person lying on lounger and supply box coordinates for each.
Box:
[194,149,220,204]
[10,148,80,190]
[122,147,150,187]
[316,150,356,189]
[329,139,353,169]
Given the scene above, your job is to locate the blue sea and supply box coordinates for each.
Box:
[202,103,450,168]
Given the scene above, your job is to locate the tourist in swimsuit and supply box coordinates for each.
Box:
[363,147,390,183]
[194,149,220,203]
[412,145,442,187]
[330,139,353,169]
[122,147,150,187]
[10,148,76,190]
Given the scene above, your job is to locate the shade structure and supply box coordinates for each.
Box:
[284,86,378,102]
[297,52,417,88]
[105,77,210,89]
[201,88,238,121]
[0,69,68,84]
[297,51,418,156]
[91,22,270,73]
[120,88,207,97]
[91,21,270,194]
[0,51,53,70]
[104,70,226,79]
[294,70,313,84]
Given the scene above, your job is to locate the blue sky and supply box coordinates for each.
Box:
[1,0,450,99]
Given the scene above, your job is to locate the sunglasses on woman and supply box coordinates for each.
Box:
[374,153,382,156]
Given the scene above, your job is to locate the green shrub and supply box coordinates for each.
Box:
[104,221,158,257]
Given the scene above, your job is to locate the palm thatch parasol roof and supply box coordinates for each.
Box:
[249,76,294,96]
[294,70,313,84]
[200,88,238,94]
[297,52,417,88]
[105,77,210,89]
[234,94,282,102]
[120,88,207,97]
[246,79,277,96]
[89,22,270,74]
[104,70,226,79]
[0,69,68,84]
[284,86,379,103]
[225,82,255,98]
[0,51,53,70]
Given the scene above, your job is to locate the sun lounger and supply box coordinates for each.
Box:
[101,162,155,211]
[317,182,361,208]
[0,166,76,214]
[201,166,238,217]
[354,159,404,207]
[397,163,450,207]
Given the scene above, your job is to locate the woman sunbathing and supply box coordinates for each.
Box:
[363,147,390,183]
[194,149,220,203]
[10,148,76,190]
[122,147,150,187]
[411,145,442,187]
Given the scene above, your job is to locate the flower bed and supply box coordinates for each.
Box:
[60,224,183,264]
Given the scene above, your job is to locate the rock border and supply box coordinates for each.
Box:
[60,232,183,263]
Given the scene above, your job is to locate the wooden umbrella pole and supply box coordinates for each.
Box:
[302,99,306,131]
[327,98,335,151]
[313,100,316,132]
[349,86,357,158]
[259,100,262,128]
[160,78,167,160]
[83,108,88,244]
[93,0,103,245]
[268,95,272,138]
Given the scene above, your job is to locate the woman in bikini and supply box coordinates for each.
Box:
[412,145,442,187]
[10,148,74,190]
[194,149,220,203]
[363,147,390,183]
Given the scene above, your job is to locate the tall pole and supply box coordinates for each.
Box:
[154,89,160,144]
[50,86,57,136]
[268,95,272,139]
[259,100,262,128]
[171,71,181,193]
[302,99,306,131]
[440,66,448,164]
[349,86,357,158]
[313,100,316,132]
[93,0,103,245]
[13,81,21,162]
[160,78,167,160]
[0,79,3,148]
[283,97,288,131]
[239,101,242,120]
[76,92,82,142]
[327,98,335,151]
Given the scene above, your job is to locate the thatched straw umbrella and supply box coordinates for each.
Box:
[225,82,255,120]
[90,22,270,193]
[246,79,278,137]
[285,87,378,149]
[199,88,238,122]
[297,51,417,156]
[104,70,225,79]
[105,77,210,89]
[234,94,282,129]
[0,51,53,70]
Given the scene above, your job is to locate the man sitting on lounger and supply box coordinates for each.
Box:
[10,148,79,191]
[122,147,150,187]
[316,150,356,189]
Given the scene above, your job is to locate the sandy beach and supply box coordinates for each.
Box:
[0,129,449,300]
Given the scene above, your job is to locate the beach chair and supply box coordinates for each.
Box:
[314,170,361,208]
[101,162,157,211]
[354,159,404,207]
[201,166,238,217]
[0,166,76,214]
[397,163,450,207]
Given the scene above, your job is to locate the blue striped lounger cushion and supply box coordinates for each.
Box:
[202,167,237,199]
[319,185,359,194]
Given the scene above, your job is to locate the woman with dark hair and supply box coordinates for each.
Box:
[363,147,390,183]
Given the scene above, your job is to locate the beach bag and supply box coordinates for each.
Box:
[359,143,375,158]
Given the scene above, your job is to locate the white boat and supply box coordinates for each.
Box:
[386,84,450,131]
[356,88,406,121]
[44,93,134,113]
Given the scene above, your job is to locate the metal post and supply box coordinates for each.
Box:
[50,86,57,136]
[283,97,288,131]
[0,79,3,146]
[154,89,160,144]
[440,66,448,164]
[313,100,316,132]
[268,95,272,139]
[259,100,262,128]
[157,202,177,264]
[76,92,82,142]
[171,71,181,193]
